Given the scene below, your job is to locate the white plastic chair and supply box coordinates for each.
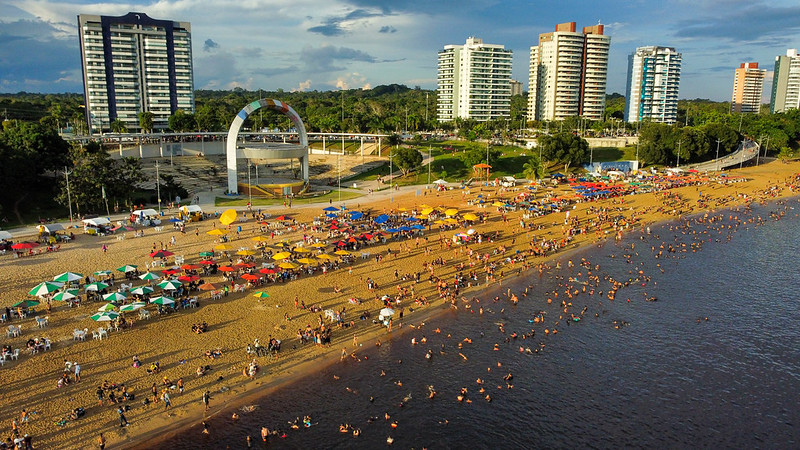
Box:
[92,331,100,340]
[10,349,19,360]
[44,339,51,351]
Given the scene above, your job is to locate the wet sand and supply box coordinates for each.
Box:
[1,160,798,449]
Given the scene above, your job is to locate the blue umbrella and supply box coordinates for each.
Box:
[323,206,338,212]
[168,218,182,222]
[375,214,389,224]
[349,211,363,220]
[411,224,425,230]
[406,217,417,221]
[387,228,400,233]
[325,213,337,218]
[399,226,412,231]
[476,194,483,197]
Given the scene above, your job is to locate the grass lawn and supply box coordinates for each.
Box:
[215,189,364,207]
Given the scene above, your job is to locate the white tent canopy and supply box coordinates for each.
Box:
[181,205,202,213]
[137,209,159,217]
[38,223,64,233]
[83,217,111,226]
[0,231,12,240]
[433,179,448,185]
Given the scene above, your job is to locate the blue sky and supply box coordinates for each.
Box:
[2,0,800,100]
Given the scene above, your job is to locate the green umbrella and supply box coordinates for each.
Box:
[12,299,40,308]
[53,272,83,283]
[139,272,160,281]
[116,264,138,273]
[102,292,128,302]
[150,296,175,305]
[130,286,154,296]
[85,281,109,291]
[90,311,120,322]
[29,281,64,297]
[199,251,214,257]
[252,291,271,298]
[52,289,79,301]
[157,280,182,291]
[94,270,113,276]
[120,302,146,312]
[97,302,118,312]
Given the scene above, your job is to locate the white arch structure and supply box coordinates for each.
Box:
[226,99,309,194]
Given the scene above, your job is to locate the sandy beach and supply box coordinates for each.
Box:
[1,160,799,449]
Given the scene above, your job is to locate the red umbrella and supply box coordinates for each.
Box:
[241,273,261,281]
[235,262,255,268]
[218,266,235,272]
[259,268,277,274]
[199,259,216,265]
[178,275,199,282]
[11,242,39,250]
[150,250,174,258]
[181,264,201,270]
[161,269,180,276]
[275,215,291,221]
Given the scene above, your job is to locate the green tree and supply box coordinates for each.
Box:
[392,147,423,176]
[522,155,544,181]
[168,110,196,132]
[638,123,679,165]
[678,127,709,163]
[110,119,128,133]
[460,146,503,167]
[138,111,154,133]
[702,122,740,156]
[537,132,590,172]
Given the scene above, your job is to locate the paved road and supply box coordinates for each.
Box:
[688,139,759,172]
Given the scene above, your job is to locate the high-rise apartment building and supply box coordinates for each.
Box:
[624,46,682,124]
[78,12,194,134]
[528,22,610,122]
[509,80,523,96]
[437,37,512,122]
[770,49,800,114]
[731,63,766,114]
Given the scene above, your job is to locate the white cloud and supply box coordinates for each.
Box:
[291,79,312,92]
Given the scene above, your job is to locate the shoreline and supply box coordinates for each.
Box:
[1,160,799,449]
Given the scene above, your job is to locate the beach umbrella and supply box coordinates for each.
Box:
[199,251,214,257]
[11,242,38,250]
[463,213,478,221]
[374,214,389,224]
[91,311,120,322]
[219,209,237,226]
[272,252,292,260]
[97,303,118,312]
[207,229,228,236]
[275,215,291,221]
[325,213,337,219]
[150,296,175,306]
[334,250,351,256]
[323,206,339,212]
[150,250,174,258]
[218,266,235,272]
[444,209,459,216]
[158,280,182,291]
[236,249,255,256]
[492,201,506,207]
[296,257,316,265]
[411,224,425,230]
[199,259,216,265]
[94,270,113,277]
[102,292,128,302]
[198,283,219,291]
[214,244,233,251]
[259,268,277,274]
[387,228,400,233]
[294,247,311,253]
[85,281,109,291]
[53,272,83,283]
[444,218,459,224]
[139,272,160,281]
[178,275,200,282]
[278,262,299,270]
[252,291,270,298]
[116,264,138,273]
[130,286,154,296]
[379,307,395,317]
[13,299,40,308]
[241,273,261,281]
[310,243,327,248]
[316,254,333,260]
[29,281,64,297]
[251,236,269,242]
[236,262,255,268]
[181,264,202,270]
[52,289,79,301]
[119,302,146,312]
[349,211,363,220]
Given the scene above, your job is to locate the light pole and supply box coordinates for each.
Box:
[155,161,161,214]
[676,140,682,168]
[739,139,745,169]
[247,160,252,206]
[337,152,341,203]
[756,135,762,166]
[635,140,640,171]
[715,138,721,172]
[64,167,73,224]
[427,145,432,185]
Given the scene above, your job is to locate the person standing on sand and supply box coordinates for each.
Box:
[117,406,129,427]
[202,391,210,411]
[177,377,184,395]
[73,362,81,382]
[97,433,106,449]
[163,390,171,409]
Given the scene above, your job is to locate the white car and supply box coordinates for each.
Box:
[500,176,516,187]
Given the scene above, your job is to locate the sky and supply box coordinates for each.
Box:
[2,0,800,101]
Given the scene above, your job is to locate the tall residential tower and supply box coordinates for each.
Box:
[527,22,610,122]
[624,46,682,124]
[731,63,766,114]
[78,12,194,134]
[770,49,800,114]
[437,37,513,122]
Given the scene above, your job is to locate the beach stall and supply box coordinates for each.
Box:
[82,217,111,235]
[179,205,204,222]
[133,208,161,226]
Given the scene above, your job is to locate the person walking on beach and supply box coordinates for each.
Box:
[202,391,210,411]
[97,433,106,449]
[177,377,184,395]
[73,362,81,382]
[117,406,129,427]
[162,390,171,409]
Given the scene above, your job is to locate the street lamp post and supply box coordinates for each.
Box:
[756,136,762,166]
[739,139,745,169]
[635,140,640,170]
[715,139,721,172]
[676,140,682,168]
[428,145,432,185]
[247,160,252,207]
[338,153,341,203]
[64,167,73,224]
[155,161,161,214]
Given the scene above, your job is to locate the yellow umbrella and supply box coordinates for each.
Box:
[294,247,311,253]
[207,229,228,236]
[278,262,299,270]
[274,242,291,248]
[316,254,333,260]
[236,249,255,256]
[219,209,237,226]
[296,258,316,265]
[492,201,505,207]
[433,220,444,224]
[421,207,434,215]
[251,236,269,242]
[272,252,292,260]
[463,213,478,221]
[419,214,429,220]
[334,250,351,256]
[444,218,459,224]
[398,207,407,212]
[419,204,431,209]
[214,244,233,250]
[310,243,327,248]
[444,209,459,216]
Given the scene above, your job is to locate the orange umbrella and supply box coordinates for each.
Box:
[218,266,235,272]
[181,264,201,270]
[241,273,261,281]
[198,283,218,291]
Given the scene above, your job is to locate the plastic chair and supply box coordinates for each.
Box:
[10,349,20,360]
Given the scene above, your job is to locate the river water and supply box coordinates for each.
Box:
[160,199,800,449]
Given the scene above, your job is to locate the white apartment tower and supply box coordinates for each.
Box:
[437,37,512,122]
[624,46,682,124]
[731,63,766,114]
[770,49,800,114]
[528,22,610,122]
[78,12,194,134]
